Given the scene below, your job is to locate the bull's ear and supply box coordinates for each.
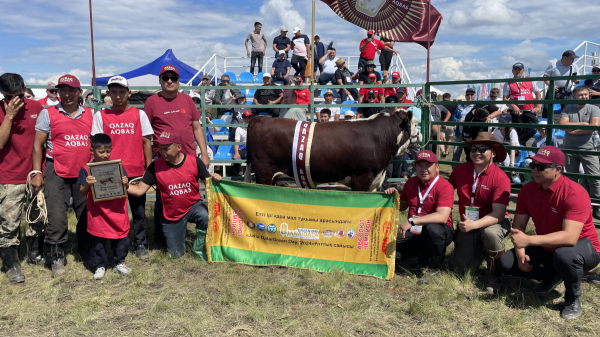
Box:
[407,109,413,122]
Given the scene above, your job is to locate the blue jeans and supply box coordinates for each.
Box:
[318,72,335,85]
[157,199,208,259]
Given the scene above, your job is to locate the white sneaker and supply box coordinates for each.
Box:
[113,263,131,275]
[94,267,106,280]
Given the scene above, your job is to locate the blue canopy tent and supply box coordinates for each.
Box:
[95,49,208,87]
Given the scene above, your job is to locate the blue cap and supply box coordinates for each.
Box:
[499,113,512,123]
[513,62,525,69]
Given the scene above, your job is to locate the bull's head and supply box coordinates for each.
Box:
[394,109,413,157]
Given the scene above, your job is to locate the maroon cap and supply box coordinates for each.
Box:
[526,145,565,166]
[56,74,81,89]
[415,150,438,163]
[391,72,400,78]
[159,65,179,76]
[368,73,377,79]
[154,129,182,145]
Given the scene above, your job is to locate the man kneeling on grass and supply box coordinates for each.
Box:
[79,134,131,280]
[127,129,222,259]
[384,150,454,284]
[497,146,600,320]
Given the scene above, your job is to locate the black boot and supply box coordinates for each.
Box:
[49,244,66,277]
[26,236,45,266]
[1,246,25,284]
[561,282,583,320]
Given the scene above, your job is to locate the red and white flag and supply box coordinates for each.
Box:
[320,0,443,48]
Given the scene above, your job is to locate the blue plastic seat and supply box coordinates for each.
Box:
[258,112,271,117]
[239,72,254,83]
[342,100,358,112]
[245,101,253,105]
[223,72,237,83]
[210,119,228,134]
[254,73,266,83]
[515,145,528,168]
[246,89,256,97]
[213,145,234,160]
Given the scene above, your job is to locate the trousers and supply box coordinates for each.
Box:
[396,223,454,259]
[565,152,600,199]
[379,51,393,72]
[498,238,600,301]
[339,88,358,102]
[511,110,538,145]
[92,235,129,268]
[0,184,45,248]
[250,51,263,75]
[290,55,307,77]
[157,199,208,259]
[128,180,147,248]
[452,217,511,270]
[44,161,88,252]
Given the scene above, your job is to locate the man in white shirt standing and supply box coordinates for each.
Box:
[316,90,340,121]
[317,48,339,85]
[290,27,310,79]
[542,50,581,118]
[484,88,507,123]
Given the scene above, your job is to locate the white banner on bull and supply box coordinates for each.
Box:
[291,121,316,189]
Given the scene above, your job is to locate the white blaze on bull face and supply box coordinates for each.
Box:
[368,170,386,192]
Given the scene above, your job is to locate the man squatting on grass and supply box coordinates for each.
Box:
[128,129,222,259]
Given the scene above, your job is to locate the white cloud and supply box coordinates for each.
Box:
[500,40,551,73]
[259,0,306,34]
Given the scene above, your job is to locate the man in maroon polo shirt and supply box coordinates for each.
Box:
[144,65,209,167]
[449,132,512,294]
[0,73,44,283]
[385,150,454,284]
[498,146,600,320]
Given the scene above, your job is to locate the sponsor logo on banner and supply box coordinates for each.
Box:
[231,208,244,237]
[346,229,356,239]
[323,229,333,238]
[267,224,277,233]
[279,222,319,240]
[257,223,266,231]
[213,219,219,232]
[247,221,256,229]
[357,219,372,250]
[335,229,345,238]
[214,201,221,217]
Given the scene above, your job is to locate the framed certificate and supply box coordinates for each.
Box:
[87,160,127,202]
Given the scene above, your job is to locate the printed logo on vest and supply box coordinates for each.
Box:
[64,134,89,147]
[109,123,135,135]
[168,182,192,196]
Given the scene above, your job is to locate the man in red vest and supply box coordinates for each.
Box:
[37,83,61,107]
[503,62,542,145]
[128,129,222,259]
[31,74,93,276]
[0,73,45,283]
[91,76,153,261]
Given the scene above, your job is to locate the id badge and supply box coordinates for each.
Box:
[409,216,422,235]
[465,206,480,221]
[346,76,352,83]
[518,96,526,101]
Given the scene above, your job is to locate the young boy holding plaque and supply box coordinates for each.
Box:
[91,75,153,261]
[78,134,131,280]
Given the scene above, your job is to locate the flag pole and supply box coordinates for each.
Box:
[89,0,97,87]
[310,0,315,86]
[426,0,432,82]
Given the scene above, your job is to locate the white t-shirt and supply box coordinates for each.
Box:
[316,101,340,121]
[46,98,60,106]
[502,81,541,99]
[235,127,247,142]
[493,127,520,146]
[91,108,154,136]
[322,57,339,75]
[544,60,581,91]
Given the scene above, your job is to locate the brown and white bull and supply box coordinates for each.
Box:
[246,111,413,191]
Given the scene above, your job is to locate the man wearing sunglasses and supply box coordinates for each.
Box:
[384,150,454,285]
[503,62,542,146]
[483,88,507,123]
[448,132,511,294]
[0,73,45,283]
[144,65,209,168]
[31,74,94,276]
[558,86,600,219]
[451,88,477,164]
[214,74,241,116]
[498,146,600,320]
[38,83,61,107]
[583,65,600,100]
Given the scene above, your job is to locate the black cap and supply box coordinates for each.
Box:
[466,88,475,94]
[562,50,579,58]
[367,90,377,97]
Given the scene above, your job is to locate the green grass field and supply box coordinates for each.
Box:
[2,162,600,336]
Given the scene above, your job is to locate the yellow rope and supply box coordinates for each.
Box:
[25,171,47,225]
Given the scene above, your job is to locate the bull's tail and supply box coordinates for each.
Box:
[244,163,252,183]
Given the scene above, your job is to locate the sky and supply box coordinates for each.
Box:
[0,0,598,96]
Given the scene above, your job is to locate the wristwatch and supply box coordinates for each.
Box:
[408,217,414,226]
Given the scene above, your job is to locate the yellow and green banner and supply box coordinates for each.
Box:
[206,180,399,280]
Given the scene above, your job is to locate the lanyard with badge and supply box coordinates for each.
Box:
[466,169,482,221]
[410,175,440,235]
[515,82,526,101]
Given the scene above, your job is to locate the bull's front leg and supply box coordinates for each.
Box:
[351,169,386,192]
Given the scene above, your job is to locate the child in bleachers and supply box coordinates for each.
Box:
[78,134,131,280]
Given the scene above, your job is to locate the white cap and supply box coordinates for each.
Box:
[278,50,285,55]
[280,26,288,32]
[539,120,548,125]
[107,76,129,88]
[344,111,355,117]
[263,73,271,78]
[293,27,301,34]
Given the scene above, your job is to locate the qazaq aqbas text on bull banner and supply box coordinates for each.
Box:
[206,180,399,280]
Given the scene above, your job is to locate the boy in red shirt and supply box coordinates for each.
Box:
[79,134,130,280]
[498,146,600,320]
[91,76,153,261]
